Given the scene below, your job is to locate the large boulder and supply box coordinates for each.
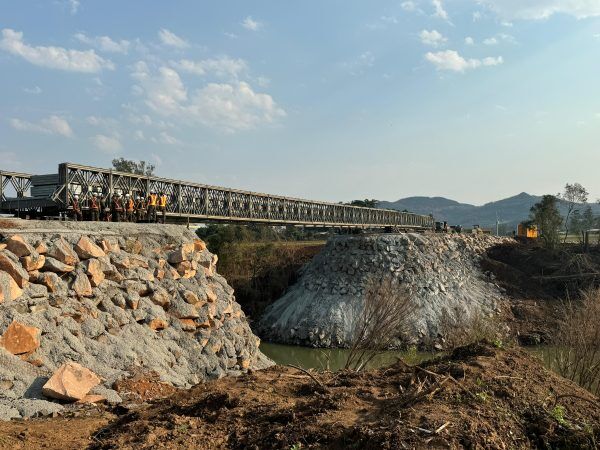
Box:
[42,257,75,273]
[71,271,93,297]
[21,254,46,272]
[47,237,79,266]
[0,272,23,302]
[42,362,101,402]
[74,237,106,259]
[0,321,41,355]
[83,259,105,287]
[0,251,29,288]
[5,235,34,257]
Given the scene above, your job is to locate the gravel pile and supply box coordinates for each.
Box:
[0,219,270,420]
[258,233,511,348]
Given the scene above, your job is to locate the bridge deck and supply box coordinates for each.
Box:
[0,163,433,229]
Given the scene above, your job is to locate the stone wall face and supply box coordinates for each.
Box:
[258,233,510,348]
[0,220,270,420]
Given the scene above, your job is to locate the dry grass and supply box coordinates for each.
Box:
[549,288,600,396]
[438,309,507,350]
[344,277,413,371]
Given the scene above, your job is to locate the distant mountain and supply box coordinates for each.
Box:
[379,193,600,229]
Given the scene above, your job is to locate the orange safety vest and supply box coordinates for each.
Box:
[127,198,135,211]
[148,194,157,206]
[159,195,167,207]
[90,197,99,210]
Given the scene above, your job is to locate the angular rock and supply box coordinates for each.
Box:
[5,235,34,257]
[47,237,79,266]
[151,288,171,308]
[0,272,23,302]
[182,290,200,305]
[100,239,120,254]
[42,362,101,401]
[33,272,64,293]
[193,239,207,252]
[169,297,200,319]
[72,271,93,297]
[21,254,46,272]
[42,257,74,273]
[179,319,197,331]
[34,241,48,255]
[74,236,106,259]
[167,242,195,264]
[148,318,168,331]
[0,321,41,355]
[0,251,30,288]
[206,287,217,303]
[84,259,105,287]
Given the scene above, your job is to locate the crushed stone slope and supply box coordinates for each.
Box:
[259,233,511,347]
[0,219,271,420]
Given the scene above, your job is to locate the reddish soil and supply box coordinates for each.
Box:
[26,342,590,449]
[113,371,178,402]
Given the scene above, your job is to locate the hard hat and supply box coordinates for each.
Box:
[74,195,79,199]
[125,193,130,197]
[92,192,97,197]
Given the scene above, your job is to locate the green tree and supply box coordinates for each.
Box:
[569,209,583,237]
[530,195,563,248]
[558,183,588,242]
[111,158,155,176]
[582,205,596,231]
[347,199,379,208]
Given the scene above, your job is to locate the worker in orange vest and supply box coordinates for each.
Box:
[125,194,135,222]
[136,196,146,222]
[89,193,100,221]
[147,190,158,223]
[70,194,82,221]
[111,193,123,222]
[158,192,167,224]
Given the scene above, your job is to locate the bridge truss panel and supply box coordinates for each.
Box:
[46,162,434,229]
[0,171,32,201]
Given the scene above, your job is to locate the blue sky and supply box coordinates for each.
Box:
[1,1,600,204]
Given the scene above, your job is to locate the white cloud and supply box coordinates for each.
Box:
[171,57,247,78]
[134,130,145,141]
[432,0,449,20]
[23,86,42,94]
[257,76,270,87]
[187,81,286,132]
[86,115,118,128]
[473,11,483,21]
[477,0,600,20]
[401,1,417,11]
[92,134,122,154]
[68,0,80,15]
[131,64,285,132]
[0,28,114,73]
[484,33,516,45]
[10,115,73,137]
[74,33,130,54]
[465,36,475,45]
[242,16,262,31]
[158,28,189,49]
[425,50,503,72]
[419,29,447,47]
[224,32,238,39]
[131,62,188,115]
[501,20,514,27]
[153,131,181,145]
[344,51,375,75]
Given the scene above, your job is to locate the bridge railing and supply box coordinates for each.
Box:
[48,162,433,228]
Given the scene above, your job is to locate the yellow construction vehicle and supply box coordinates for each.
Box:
[517,223,538,239]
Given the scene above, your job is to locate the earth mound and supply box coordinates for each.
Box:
[84,341,600,449]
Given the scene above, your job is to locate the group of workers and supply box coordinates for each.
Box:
[70,191,168,223]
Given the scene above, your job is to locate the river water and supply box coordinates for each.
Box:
[260,342,555,372]
[260,342,438,371]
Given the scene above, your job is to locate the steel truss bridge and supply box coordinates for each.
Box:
[0,163,434,230]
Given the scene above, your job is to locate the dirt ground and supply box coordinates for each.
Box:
[3,342,598,449]
[482,241,600,345]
